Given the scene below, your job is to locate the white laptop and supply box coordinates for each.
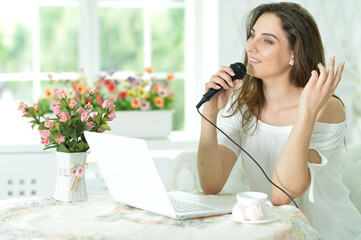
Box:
[84,132,236,219]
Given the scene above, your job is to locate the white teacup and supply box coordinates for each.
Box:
[232,191,273,221]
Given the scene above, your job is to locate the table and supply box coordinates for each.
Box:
[0,192,319,240]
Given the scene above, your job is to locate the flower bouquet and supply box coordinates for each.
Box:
[18,88,116,202]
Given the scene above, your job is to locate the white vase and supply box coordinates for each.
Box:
[107,110,174,138]
[54,151,88,202]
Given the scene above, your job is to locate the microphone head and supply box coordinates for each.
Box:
[230,62,247,80]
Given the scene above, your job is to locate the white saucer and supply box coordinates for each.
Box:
[230,212,280,224]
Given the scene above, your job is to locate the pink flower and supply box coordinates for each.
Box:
[41,138,50,145]
[56,89,66,99]
[52,106,61,115]
[98,128,104,133]
[90,87,98,95]
[65,112,71,120]
[44,121,54,128]
[50,100,60,109]
[69,100,77,109]
[18,101,28,112]
[81,113,89,122]
[102,100,115,111]
[140,100,150,111]
[92,113,97,122]
[157,87,168,98]
[59,112,68,122]
[102,100,110,109]
[86,121,94,130]
[108,112,116,121]
[57,135,65,144]
[76,107,85,114]
[32,104,39,110]
[39,130,51,139]
[85,109,92,115]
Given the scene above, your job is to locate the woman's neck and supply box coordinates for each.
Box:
[259,78,303,126]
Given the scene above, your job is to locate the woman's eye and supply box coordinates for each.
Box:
[264,39,273,44]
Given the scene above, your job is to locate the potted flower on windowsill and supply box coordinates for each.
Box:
[18,88,116,202]
[92,67,175,138]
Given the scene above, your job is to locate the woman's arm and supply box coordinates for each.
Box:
[197,67,241,195]
[271,57,345,205]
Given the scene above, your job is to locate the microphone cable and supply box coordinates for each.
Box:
[196,107,299,208]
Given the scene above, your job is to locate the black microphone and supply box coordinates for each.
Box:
[196,62,246,109]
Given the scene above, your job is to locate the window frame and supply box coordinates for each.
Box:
[0,0,198,136]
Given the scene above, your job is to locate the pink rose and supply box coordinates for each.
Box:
[40,138,50,145]
[76,107,84,114]
[108,112,116,121]
[90,87,98,95]
[59,112,68,122]
[85,109,92,115]
[81,113,89,122]
[32,104,39,110]
[52,106,61,115]
[18,101,28,112]
[102,100,110,109]
[44,121,54,128]
[69,100,77,109]
[65,112,71,120]
[86,121,94,130]
[92,113,97,122]
[57,135,65,144]
[39,130,51,139]
[56,89,66,99]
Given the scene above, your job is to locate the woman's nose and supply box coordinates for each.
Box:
[246,38,258,53]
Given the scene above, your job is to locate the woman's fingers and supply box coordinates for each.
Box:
[332,62,345,89]
[316,63,327,87]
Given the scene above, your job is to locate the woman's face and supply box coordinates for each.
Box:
[246,13,294,80]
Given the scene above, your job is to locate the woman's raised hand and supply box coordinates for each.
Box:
[299,56,345,120]
[203,66,242,115]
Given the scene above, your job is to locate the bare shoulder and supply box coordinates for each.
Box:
[316,96,346,123]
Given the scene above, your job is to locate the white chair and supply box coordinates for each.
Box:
[166,150,249,194]
[0,152,57,199]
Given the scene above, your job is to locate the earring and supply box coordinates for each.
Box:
[290,59,294,65]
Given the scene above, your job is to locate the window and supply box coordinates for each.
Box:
[0,0,192,145]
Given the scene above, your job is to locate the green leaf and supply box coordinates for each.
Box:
[81,95,85,105]
[43,145,57,151]
[57,144,70,153]
[55,123,60,132]
[22,113,32,118]
[99,123,111,131]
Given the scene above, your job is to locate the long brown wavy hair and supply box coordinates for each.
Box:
[229,2,325,132]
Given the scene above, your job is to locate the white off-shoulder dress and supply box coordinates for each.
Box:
[217,108,361,240]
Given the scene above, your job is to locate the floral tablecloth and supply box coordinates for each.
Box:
[0,192,319,240]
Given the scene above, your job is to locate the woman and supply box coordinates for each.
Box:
[197,2,361,239]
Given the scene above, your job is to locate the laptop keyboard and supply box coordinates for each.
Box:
[169,196,214,213]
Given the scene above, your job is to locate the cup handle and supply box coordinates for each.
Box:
[263,201,273,211]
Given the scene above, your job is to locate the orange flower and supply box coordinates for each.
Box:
[154,97,164,108]
[44,88,54,99]
[131,98,141,108]
[151,85,160,92]
[145,66,154,73]
[167,73,175,81]
[75,84,87,95]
